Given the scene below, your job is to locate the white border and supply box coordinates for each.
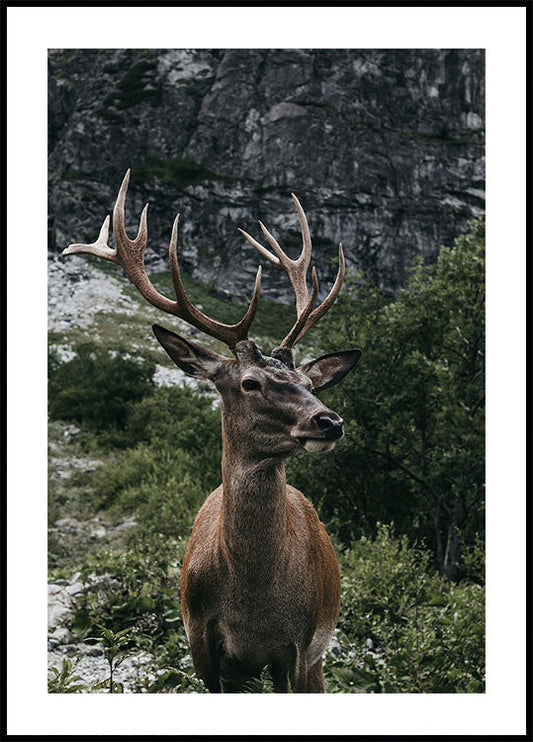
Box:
[6,4,527,736]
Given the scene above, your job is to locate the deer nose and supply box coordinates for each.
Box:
[313,411,344,441]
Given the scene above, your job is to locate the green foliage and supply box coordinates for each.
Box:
[49,343,155,436]
[48,658,86,693]
[459,533,485,585]
[86,385,222,531]
[48,631,140,694]
[66,528,198,692]
[85,625,134,693]
[71,528,185,643]
[146,667,208,693]
[125,385,222,490]
[288,221,485,578]
[325,524,485,693]
[94,445,208,535]
[241,669,276,693]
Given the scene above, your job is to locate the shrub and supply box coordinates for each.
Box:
[49,343,155,432]
[125,385,222,490]
[87,385,223,531]
[71,527,186,645]
[325,524,485,693]
[97,446,209,535]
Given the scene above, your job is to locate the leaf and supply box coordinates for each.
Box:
[115,627,134,640]
[328,664,380,693]
[90,678,110,691]
[163,608,181,623]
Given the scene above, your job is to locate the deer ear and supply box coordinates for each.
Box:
[152,324,227,380]
[299,349,361,392]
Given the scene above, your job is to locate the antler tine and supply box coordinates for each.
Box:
[64,170,262,350]
[289,243,345,347]
[257,217,310,318]
[109,170,177,314]
[239,202,313,318]
[62,214,117,261]
[237,227,281,266]
[168,214,262,346]
[290,193,312,272]
[239,194,345,350]
[279,267,319,348]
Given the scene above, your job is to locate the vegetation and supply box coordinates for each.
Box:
[48,659,87,694]
[288,220,485,582]
[48,343,155,439]
[48,222,485,692]
[327,524,484,693]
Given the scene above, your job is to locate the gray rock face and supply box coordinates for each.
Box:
[49,49,484,301]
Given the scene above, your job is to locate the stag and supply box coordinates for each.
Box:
[64,170,361,693]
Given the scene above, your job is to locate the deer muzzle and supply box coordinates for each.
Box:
[313,411,344,440]
[291,410,344,452]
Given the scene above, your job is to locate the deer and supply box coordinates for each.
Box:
[63,170,361,693]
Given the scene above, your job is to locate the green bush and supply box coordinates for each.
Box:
[125,385,222,490]
[325,524,485,693]
[71,527,185,644]
[96,446,208,535]
[48,658,87,693]
[86,385,222,531]
[49,343,155,433]
[67,526,200,692]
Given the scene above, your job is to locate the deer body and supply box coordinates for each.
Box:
[182,481,340,692]
[64,171,361,692]
[180,363,342,692]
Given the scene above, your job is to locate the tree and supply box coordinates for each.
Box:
[288,221,485,580]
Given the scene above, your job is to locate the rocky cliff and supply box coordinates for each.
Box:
[49,48,484,302]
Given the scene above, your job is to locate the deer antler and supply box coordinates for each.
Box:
[238,193,345,348]
[63,170,262,349]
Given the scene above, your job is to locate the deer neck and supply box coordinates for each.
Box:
[219,412,288,576]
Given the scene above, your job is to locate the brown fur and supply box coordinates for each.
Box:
[180,479,340,693]
[175,339,358,693]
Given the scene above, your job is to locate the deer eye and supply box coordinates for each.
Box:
[241,378,261,392]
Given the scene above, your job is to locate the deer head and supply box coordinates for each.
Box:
[63,170,361,458]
